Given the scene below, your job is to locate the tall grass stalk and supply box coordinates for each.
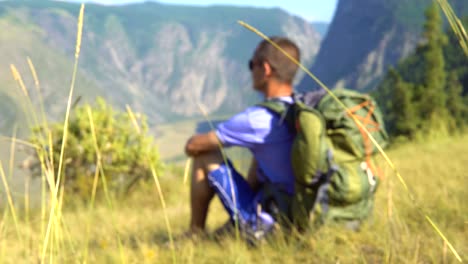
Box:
[0,210,8,262]
[413,236,421,263]
[35,132,56,257]
[27,57,49,131]
[83,151,101,263]
[24,174,30,256]
[126,105,176,263]
[60,216,77,257]
[55,186,65,256]
[54,185,77,259]
[10,64,42,135]
[40,153,48,256]
[86,107,126,263]
[8,125,17,180]
[183,158,191,185]
[9,64,35,129]
[238,20,463,262]
[0,162,21,242]
[194,102,240,241]
[436,0,468,55]
[0,136,39,149]
[45,132,56,191]
[82,108,103,262]
[41,4,85,262]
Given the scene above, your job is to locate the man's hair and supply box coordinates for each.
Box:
[254,36,300,84]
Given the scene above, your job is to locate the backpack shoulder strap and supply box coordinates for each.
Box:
[256,100,295,129]
[257,100,288,115]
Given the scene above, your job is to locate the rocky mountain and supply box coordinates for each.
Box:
[298,0,468,92]
[0,0,322,138]
[311,22,329,38]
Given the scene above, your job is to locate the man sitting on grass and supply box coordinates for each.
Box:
[184,36,300,240]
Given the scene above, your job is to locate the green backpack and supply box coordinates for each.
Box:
[259,88,389,230]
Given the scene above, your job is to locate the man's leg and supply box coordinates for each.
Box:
[246,158,260,191]
[190,151,224,233]
[190,151,274,242]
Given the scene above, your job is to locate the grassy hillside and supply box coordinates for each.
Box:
[0,135,466,263]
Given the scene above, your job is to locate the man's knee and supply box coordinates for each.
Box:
[193,150,225,174]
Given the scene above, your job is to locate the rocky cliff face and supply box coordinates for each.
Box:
[298,0,467,92]
[0,1,322,128]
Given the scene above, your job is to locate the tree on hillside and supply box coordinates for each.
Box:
[446,71,467,131]
[24,97,163,201]
[375,7,468,139]
[380,69,419,137]
[419,2,448,129]
[392,73,418,137]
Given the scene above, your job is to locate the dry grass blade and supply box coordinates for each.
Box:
[75,4,84,59]
[27,57,40,90]
[41,4,86,262]
[8,125,17,180]
[24,175,30,256]
[83,160,100,263]
[194,101,240,240]
[0,210,8,261]
[183,158,191,184]
[436,0,468,56]
[10,64,43,131]
[10,64,35,129]
[238,20,463,263]
[125,105,141,134]
[86,106,126,263]
[0,135,39,149]
[126,105,176,263]
[46,132,56,189]
[27,57,49,131]
[0,162,21,242]
[40,142,49,251]
[10,64,28,97]
[426,216,463,262]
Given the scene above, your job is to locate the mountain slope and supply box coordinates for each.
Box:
[0,0,322,130]
[298,0,468,92]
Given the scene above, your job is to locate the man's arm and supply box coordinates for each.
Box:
[184,131,222,157]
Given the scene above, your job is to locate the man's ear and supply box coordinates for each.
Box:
[263,61,273,77]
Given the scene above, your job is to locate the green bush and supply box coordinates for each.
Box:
[27,97,163,200]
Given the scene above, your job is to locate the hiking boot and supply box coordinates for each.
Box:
[211,213,276,246]
[212,220,235,240]
[240,212,276,246]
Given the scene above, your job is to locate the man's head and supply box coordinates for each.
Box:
[249,36,300,92]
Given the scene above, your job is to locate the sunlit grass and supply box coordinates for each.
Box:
[126,105,176,262]
[0,136,467,262]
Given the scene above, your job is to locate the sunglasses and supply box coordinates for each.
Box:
[249,59,275,72]
[248,59,259,71]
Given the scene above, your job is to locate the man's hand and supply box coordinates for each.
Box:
[184,131,221,157]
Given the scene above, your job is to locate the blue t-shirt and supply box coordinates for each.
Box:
[215,97,295,194]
